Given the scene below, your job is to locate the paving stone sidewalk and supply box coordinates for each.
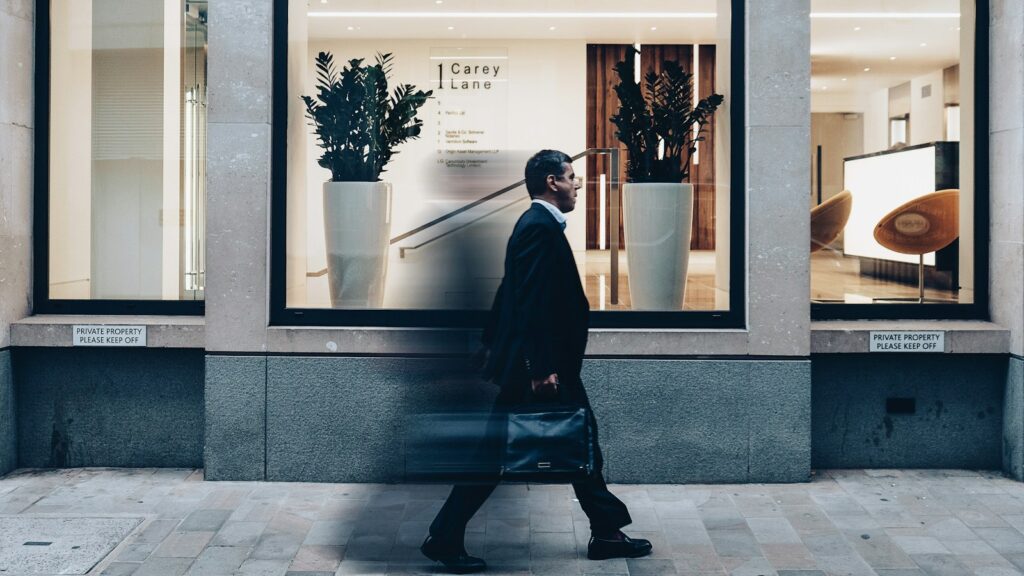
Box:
[3,469,1024,575]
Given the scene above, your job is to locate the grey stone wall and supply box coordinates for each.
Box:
[0,350,15,476]
[0,2,34,350]
[205,355,811,483]
[204,355,267,481]
[1005,355,1024,479]
[812,354,1007,469]
[990,0,1024,358]
[15,348,204,468]
[205,0,272,353]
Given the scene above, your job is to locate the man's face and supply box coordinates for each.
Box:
[548,163,581,213]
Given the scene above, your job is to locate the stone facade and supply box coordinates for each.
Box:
[0,0,1022,482]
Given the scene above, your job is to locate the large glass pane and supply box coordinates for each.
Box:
[810,1,975,305]
[48,0,208,301]
[286,0,733,313]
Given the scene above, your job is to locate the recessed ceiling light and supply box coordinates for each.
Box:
[447,25,455,30]
[822,86,828,90]
[549,25,557,30]
[920,42,927,47]
[321,0,327,4]
[957,27,961,31]
[435,0,443,3]
[863,67,871,72]
[889,56,897,60]
[650,26,657,30]
[346,25,354,30]
[842,78,847,82]
[853,26,861,31]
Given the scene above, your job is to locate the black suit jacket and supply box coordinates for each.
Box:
[482,203,590,403]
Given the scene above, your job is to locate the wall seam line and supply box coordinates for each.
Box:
[264,355,268,481]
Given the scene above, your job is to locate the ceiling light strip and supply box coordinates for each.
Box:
[308,12,717,19]
[809,12,960,19]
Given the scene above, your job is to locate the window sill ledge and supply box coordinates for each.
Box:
[810,320,1009,354]
[262,326,752,356]
[11,315,205,349]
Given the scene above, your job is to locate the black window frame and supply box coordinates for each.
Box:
[32,0,205,316]
[811,0,989,321]
[269,0,747,328]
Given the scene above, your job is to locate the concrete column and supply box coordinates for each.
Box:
[205,0,273,479]
[990,0,1024,356]
[0,0,34,476]
[989,0,1024,479]
[745,0,812,356]
[206,0,273,353]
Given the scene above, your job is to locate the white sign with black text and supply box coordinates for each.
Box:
[72,325,147,347]
[869,331,944,352]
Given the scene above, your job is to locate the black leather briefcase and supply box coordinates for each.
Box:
[501,405,594,482]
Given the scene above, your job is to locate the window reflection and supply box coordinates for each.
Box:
[810,0,974,305]
[286,1,733,312]
[48,0,208,301]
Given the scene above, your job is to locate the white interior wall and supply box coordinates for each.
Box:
[811,112,863,201]
[49,0,93,299]
[50,0,185,300]
[286,1,308,305]
[863,88,889,154]
[161,0,181,299]
[90,0,165,299]
[295,39,586,306]
[910,69,945,145]
[713,0,731,309]
[958,0,974,301]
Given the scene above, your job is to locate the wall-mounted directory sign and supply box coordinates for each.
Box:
[430,47,509,172]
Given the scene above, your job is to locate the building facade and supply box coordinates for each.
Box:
[0,0,1022,483]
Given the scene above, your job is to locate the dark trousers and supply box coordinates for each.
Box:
[428,383,631,548]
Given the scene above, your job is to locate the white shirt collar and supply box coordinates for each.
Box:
[531,198,567,225]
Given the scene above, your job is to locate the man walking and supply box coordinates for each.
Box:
[421,150,652,573]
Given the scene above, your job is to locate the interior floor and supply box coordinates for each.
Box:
[288,249,964,311]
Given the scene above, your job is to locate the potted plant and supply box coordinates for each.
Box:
[610,50,723,310]
[301,51,432,307]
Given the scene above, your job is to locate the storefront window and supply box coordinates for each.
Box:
[279,0,739,325]
[810,1,981,310]
[44,0,207,306]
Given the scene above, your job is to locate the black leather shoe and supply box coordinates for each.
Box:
[587,532,653,560]
[420,535,487,574]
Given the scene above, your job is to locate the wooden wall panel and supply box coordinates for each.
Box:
[695,44,717,250]
[586,44,718,251]
[640,44,715,250]
[642,44,694,77]
[585,45,630,249]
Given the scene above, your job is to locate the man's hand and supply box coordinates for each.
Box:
[531,373,559,397]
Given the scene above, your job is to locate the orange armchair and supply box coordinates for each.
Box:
[873,189,959,303]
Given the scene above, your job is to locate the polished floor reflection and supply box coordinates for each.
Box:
[288,249,964,311]
[582,250,724,311]
[292,249,727,311]
[811,251,963,304]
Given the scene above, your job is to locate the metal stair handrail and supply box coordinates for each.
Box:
[389,147,622,303]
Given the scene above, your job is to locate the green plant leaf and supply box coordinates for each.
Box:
[610,49,723,183]
[300,51,433,181]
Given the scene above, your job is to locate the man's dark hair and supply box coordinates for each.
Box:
[524,150,572,198]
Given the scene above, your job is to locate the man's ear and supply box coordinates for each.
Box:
[546,174,557,192]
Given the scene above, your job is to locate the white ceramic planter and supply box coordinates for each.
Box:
[622,182,694,310]
[323,181,392,308]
